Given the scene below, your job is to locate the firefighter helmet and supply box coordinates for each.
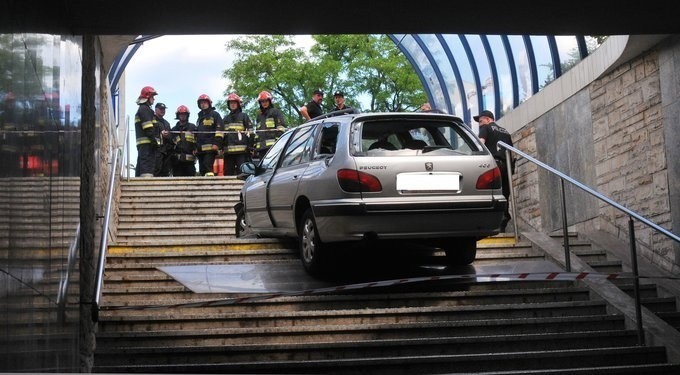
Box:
[175,105,190,119]
[227,93,242,103]
[136,86,157,104]
[257,91,273,102]
[139,86,158,99]
[197,94,212,108]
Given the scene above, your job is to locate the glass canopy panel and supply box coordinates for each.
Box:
[585,35,604,54]
[529,35,555,90]
[399,34,447,113]
[465,34,495,117]
[555,35,581,75]
[442,34,477,123]
[506,35,532,104]
[419,34,460,116]
[486,35,514,118]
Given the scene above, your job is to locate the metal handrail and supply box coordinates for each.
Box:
[56,223,80,324]
[498,141,680,243]
[92,118,128,322]
[498,140,680,345]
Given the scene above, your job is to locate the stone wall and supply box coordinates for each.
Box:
[590,48,675,272]
[512,42,677,273]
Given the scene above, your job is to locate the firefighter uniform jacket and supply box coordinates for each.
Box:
[223,109,253,154]
[171,121,198,162]
[195,108,224,154]
[135,103,157,147]
[254,106,286,151]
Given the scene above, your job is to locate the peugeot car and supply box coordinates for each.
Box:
[235,111,506,275]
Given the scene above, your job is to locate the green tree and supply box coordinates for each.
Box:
[313,35,425,112]
[220,34,426,127]
[219,35,310,126]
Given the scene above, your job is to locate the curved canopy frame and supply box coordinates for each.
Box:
[110,34,597,124]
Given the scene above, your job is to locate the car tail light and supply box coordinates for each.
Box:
[476,167,502,189]
[337,169,383,192]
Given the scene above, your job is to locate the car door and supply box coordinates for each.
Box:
[267,125,316,232]
[243,131,293,231]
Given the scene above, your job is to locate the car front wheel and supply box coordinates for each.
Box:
[444,237,477,266]
[299,208,327,276]
[235,207,252,238]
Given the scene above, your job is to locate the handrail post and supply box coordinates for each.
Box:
[559,179,571,272]
[125,116,130,181]
[628,216,645,345]
[504,149,519,243]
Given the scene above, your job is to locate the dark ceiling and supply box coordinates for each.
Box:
[2,0,678,35]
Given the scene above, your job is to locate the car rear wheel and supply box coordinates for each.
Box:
[444,237,477,266]
[299,208,326,276]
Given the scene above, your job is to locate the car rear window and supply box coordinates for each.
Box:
[355,118,483,156]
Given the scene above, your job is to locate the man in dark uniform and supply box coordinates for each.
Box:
[134,86,158,177]
[223,93,253,176]
[332,90,352,111]
[153,102,173,176]
[195,94,224,176]
[171,105,197,177]
[475,109,515,232]
[254,90,286,159]
[300,89,324,121]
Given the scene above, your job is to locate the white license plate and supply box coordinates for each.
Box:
[396,173,460,191]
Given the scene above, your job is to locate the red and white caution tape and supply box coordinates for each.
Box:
[102,271,678,311]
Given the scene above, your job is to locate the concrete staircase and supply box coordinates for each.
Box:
[93,177,680,374]
[115,177,243,246]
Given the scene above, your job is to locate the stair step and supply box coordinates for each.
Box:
[116,227,235,237]
[94,314,627,348]
[117,214,235,223]
[118,199,238,210]
[116,220,236,230]
[117,207,231,216]
[93,330,639,365]
[100,283,593,309]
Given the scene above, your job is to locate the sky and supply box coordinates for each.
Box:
[122,35,313,169]
[124,35,314,121]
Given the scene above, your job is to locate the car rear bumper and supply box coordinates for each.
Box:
[312,199,506,242]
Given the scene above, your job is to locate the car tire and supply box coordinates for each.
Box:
[235,207,249,238]
[444,237,477,266]
[299,208,326,276]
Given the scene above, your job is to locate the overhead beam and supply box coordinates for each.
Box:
[2,0,678,35]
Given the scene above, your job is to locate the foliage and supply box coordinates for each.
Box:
[219,35,426,127]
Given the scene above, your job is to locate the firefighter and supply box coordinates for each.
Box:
[171,105,198,177]
[153,102,173,176]
[222,93,253,176]
[253,90,286,159]
[195,94,224,176]
[134,86,158,177]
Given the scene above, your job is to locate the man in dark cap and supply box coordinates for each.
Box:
[475,110,515,232]
[154,102,173,176]
[300,89,324,121]
[332,90,352,111]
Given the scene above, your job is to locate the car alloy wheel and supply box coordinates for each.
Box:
[299,208,325,275]
[235,208,252,238]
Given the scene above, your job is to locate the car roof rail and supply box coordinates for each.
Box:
[311,108,361,121]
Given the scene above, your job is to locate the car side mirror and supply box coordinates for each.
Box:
[238,162,257,179]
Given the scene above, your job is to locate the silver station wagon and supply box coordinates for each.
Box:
[235,111,506,275]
